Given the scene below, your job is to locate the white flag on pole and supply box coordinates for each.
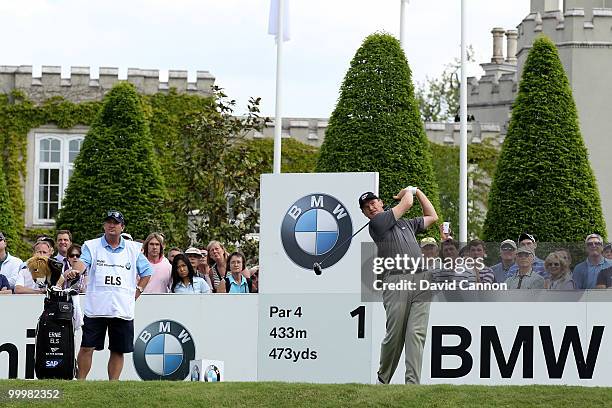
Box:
[268,0,290,42]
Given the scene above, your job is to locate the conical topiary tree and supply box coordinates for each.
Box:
[56,82,170,243]
[316,32,441,225]
[483,36,606,242]
[0,163,18,246]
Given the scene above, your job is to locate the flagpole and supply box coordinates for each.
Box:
[459,0,468,243]
[400,0,408,51]
[273,0,284,174]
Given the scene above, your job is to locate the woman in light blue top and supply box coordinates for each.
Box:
[218,252,251,293]
[171,254,211,294]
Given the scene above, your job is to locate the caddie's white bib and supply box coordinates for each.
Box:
[83,238,141,320]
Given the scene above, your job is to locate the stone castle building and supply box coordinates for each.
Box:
[1,64,500,229]
[2,0,608,234]
[468,0,612,236]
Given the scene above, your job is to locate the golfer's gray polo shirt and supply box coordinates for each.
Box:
[369,210,424,273]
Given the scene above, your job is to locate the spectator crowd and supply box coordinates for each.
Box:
[1,211,611,295]
[419,227,612,290]
[0,212,259,296]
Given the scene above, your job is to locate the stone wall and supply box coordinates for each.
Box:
[0,65,215,104]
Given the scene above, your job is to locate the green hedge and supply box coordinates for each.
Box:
[235,138,319,174]
[0,86,320,256]
[56,83,170,243]
[316,32,441,231]
[430,141,499,238]
[483,36,606,242]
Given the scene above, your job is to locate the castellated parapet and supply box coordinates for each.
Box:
[0,65,215,104]
[517,3,612,72]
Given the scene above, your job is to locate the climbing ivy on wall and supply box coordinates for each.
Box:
[0,92,101,257]
[0,89,214,258]
[0,89,320,258]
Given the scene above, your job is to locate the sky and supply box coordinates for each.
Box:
[1,0,533,118]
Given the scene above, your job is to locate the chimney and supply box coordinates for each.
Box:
[505,30,518,64]
[491,27,505,64]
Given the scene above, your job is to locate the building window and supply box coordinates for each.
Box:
[35,134,85,223]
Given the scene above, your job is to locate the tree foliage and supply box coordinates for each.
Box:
[169,87,270,256]
[483,36,606,242]
[0,162,18,247]
[430,141,499,239]
[56,82,170,243]
[415,46,474,122]
[316,32,441,230]
[146,90,217,247]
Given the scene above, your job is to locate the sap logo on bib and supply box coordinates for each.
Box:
[133,320,196,381]
[281,193,353,270]
[45,360,61,368]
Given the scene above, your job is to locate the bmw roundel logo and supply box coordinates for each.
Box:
[133,320,196,380]
[205,365,221,382]
[281,193,353,270]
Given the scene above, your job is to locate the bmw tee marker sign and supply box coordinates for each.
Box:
[281,194,353,270]
[133,320,196,381]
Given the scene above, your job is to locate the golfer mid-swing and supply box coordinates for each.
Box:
[359,187,438,384]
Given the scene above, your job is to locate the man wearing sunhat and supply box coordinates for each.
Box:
[72,210,152,380]
[420,237,439,261]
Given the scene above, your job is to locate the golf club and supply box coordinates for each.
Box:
[313,220,371,276]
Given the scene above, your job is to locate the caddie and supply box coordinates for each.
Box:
[71,210,152,380]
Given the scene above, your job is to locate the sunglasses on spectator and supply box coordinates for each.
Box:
[547,262,560,267]
[516,253,531,258]
[587,242,603,247]
[69,253,81,258]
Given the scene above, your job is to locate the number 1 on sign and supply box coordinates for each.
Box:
[350,306,365,339]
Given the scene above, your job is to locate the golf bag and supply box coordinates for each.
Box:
[34,282,77,379]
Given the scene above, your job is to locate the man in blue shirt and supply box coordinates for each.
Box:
[573,233,612,289]
[491,239,516,283]
[505,233,547,280]
[71,210,152,380]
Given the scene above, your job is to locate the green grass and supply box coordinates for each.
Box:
[1,380,611,407]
